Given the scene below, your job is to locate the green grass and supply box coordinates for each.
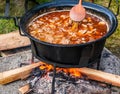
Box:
[0,0,25,34]
[0,19,17,34]
[0,0,120,58]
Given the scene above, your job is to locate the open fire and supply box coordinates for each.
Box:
[29,61,119,94]
[39,62,82,78]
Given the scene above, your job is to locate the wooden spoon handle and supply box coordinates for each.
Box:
[79,0,82,5]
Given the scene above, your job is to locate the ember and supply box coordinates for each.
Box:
[39,62,82,78]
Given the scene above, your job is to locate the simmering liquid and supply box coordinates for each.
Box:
[28,11,107,44]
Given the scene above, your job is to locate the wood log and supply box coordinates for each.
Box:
[0,62,42,85]
[79,68,120,87]
[0,31,30,51]
[1,62,120,88]
[18,84,30,94]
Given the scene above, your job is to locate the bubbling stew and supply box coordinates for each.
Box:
[27,10,108,44]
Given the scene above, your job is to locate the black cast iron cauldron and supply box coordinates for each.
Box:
[20,0,118,68]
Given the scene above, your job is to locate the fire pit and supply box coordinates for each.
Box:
[0,48,120,94]
[20,0,117,94]
[19,0,118,94]
[0,0,120,94]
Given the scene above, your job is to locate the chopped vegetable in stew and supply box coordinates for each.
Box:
[28,10,107,44]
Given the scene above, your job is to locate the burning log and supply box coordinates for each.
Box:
[39,62,120,87]
[1,61,120,93]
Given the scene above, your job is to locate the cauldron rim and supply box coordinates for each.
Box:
[20,1,118,47]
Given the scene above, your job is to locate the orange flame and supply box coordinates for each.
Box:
[39,62,82,78]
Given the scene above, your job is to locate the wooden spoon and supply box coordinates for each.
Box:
[70,0,86,21]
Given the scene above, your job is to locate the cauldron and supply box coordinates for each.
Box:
[20,0,118,68]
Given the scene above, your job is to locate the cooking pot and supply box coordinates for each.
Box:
[20,0,118,68]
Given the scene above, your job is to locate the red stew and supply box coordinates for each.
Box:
[27,11,107,44]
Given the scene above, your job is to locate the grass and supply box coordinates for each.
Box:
[0,19,17,34]
[0,0,120,58]
[0,0,25,34]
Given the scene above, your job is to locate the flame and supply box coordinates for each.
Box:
[39,62,82,78]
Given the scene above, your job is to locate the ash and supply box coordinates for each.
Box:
[32,48,120,94]
[32,72,110,94]
[0,48,120,94]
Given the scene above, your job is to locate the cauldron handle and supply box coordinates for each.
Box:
[14,17,26,36]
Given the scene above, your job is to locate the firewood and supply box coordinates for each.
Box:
[18,84,30,94]
[0,62,42,85]
[79,68,120,87]
[0,31,30,51]
[1,61,120,88]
